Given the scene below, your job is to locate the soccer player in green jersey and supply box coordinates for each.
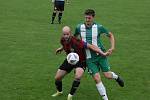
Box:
[74,9,124,100]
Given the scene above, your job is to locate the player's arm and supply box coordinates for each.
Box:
[107,32,115,55]
[73,36,109,56]
[84,42,110,56]
[74,25,81,39]
[56,38,65,54]
[100,25,115,55]
[55,46,63,54]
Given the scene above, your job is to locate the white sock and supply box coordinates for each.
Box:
[96,82,108,100]
[111,72,118,79]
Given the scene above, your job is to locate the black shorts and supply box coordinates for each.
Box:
[54,1,64,11]
[59,59,86,73]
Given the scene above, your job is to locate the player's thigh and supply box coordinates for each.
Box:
[59,59,74,73]
[92,73,102,83]
[103,71,113,79]
[86,59,100,75]
[74,61,86,79]
[99,57,110,72]
[55,1,64,11]
[59,1,64,11]
[74,68,84,79]
[55,69,68,80]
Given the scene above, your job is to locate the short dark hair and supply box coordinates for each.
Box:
[84,9,95,17]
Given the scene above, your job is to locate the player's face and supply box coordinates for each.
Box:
[85,15,94,25]
[62,31,71,41]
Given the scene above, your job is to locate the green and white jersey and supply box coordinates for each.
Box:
[74,22,110,59]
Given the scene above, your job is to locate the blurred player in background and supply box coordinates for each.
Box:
[51,0,65,24]
[51,26,110,100]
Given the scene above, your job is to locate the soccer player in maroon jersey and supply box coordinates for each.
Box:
[51,26,110,100]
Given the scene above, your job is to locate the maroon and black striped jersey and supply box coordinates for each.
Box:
[61,36,86,62]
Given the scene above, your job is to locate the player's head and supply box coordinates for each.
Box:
[62,26,72,41]
[84,9,95,17]
[84,9,95,26]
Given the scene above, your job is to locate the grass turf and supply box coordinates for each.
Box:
[0,0,150,100]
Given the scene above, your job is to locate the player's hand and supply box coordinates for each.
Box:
[100,51,110,57]
[104,51,111,56]
[56,48,63,55]
[107,48,114,55]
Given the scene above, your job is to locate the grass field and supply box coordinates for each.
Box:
[0,0,150,100]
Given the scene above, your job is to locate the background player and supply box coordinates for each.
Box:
[51,0,65,24]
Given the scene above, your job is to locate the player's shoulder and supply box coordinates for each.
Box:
[93,22,103,27]
[71,36,81,42]
[60,37,65,43]
[71,36,76,40]
[76,23,85,28]
[71,36,78,41]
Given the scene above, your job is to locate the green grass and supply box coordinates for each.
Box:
[0,0,150,100]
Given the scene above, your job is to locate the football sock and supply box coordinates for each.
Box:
[69,79,80,95]
[58,12,62,23]
[51,12,56,23]
[55,80,62,92]
[96,82,108,100]
[111,72,118,79]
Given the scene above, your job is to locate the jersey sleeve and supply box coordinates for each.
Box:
[60,38,64,49]
[74,24,80,37]
[99,25,110,37]
[60,38,63,45]
[72,37,85,49]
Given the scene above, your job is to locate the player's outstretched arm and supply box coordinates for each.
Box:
[87,43,109,56]
[108,32,115,55]
[55,47,63,54]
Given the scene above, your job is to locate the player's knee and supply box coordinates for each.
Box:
[75,74,82,80]
[75,72,83,80]
[93,73,101,83]
[55,75,62,81]
[75,68,84,79]
[74,78,81,82]
[103,72,112,79]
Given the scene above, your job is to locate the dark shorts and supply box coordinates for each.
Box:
[54,1,64,11]
[59,59,86,73]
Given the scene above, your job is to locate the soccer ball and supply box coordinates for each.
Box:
[67,53,79,65]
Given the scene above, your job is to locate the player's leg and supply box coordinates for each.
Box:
[52,59,73,97]
[52,69,67,97]
[100,57,124,87]
[51,1,58,24]
[51,10,57,24]
[58,11,63,24]
[103,71,124,87]
[87,59,108,100]
[67,61,85,100]
[67,67,84,100]
[58,1,64,24]
[93,73,108,100]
